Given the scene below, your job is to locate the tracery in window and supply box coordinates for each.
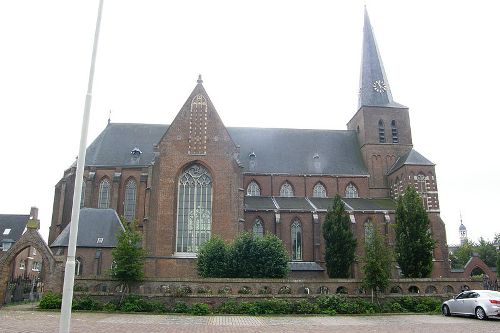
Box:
[124,178,137,221]
[313,182,327,198]
[280,182,294,197]
[416,173,427,194]
[345,183,359,198]
[253,218,264,237]
[176,164,212,253]
[247,181,261,196]
[291,219,302,261]
[364,219,374,244]
[98,179,110,209]
[80,181,86,207]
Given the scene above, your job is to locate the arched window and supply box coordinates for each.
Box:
[416,173,426,194]
[291,218,302,261]
[124,179,137,221]
[378,119,385,143]
[345,183,358,198]
[75,257,82,276]
[176,164,212,253]
[98,179,110,209]
[246,181,261,196]
[80,181,86,207]
[364,219,374,244]
[280,182,294,197]
[313,183,327,198]
[253,218,264,237]
[391,120,398,143]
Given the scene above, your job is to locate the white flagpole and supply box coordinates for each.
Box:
[59,1,104,332]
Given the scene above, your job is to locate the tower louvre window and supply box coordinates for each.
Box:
[391,120,398,143]
[378,119,385,143]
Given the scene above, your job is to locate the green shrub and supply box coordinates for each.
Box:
[389,301,406,313]
[173,301,190,313]
[190,303,211,315]
[254,299,292,315]
[120,294,163,312]
[103,301,119,312]
[72,295,103,311]
[39,292,62,309]
[293,299,319,314]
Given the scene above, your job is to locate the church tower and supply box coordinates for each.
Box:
[347,8,413,197]
[459,214,467,245]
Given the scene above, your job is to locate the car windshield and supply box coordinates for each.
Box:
[456,292,470,299]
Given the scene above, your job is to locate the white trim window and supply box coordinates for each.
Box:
[246,181,261,196]
[253,218,264,237]
[124,179,137,221]
[176,164,212,254]
[313,183,327,198]
[280,182,294,197]
[291,219,302,261]
[98,179,110,209]
[345,183,359,198]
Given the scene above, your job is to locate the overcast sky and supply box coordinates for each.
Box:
[1,0,499,245]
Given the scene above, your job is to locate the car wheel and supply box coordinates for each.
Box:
[475,307,487,320]
[442,305,451,316]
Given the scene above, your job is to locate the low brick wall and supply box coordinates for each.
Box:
[72,277,482,305]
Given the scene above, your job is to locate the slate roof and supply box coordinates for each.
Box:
[85,123,168,167]
[388,148,434,174]
[228,127,368,175]
[82,123,369,176]
[244,197,396,212]
[0,214,29,244]
[358,8,406,109]
[289,261,324,271]
[50,208,124,248]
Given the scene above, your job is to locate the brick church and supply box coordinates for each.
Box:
[48,10,450,279]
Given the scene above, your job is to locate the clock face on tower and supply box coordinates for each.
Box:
[372,80,387,93]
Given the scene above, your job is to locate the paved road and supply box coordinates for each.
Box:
[0,306,498,333]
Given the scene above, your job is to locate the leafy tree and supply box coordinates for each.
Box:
[322,195,357,278]
[497,251,500,278]
[196,232,289,278]
[362,224,392,302]
[111,220,146,292]
[449,239,475,269]
[476,237,497,267]
[394,186,435,278]
[197,236,228,278]
[494,233,500,245]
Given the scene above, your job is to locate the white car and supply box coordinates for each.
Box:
[442,290,500,320]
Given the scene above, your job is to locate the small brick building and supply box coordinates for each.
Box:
[48,10,451,279]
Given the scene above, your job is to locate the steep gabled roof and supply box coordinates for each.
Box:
[50,208,124,248]
[0,214,29,244]
[388,148,435,174]
[81,123,369,176]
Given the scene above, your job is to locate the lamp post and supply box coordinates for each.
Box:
[58,1,104,332]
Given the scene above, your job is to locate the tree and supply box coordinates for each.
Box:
[362,224,392,302]
[322,195,357,278]
[196,236,228,278]
[449,239,475,269]
[476,237,497,267]
[196,232,289,278]
[111,220,146,291]
[497,251,500,279]
[394,186,435,278]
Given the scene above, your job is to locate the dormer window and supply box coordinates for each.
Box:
[3,228,11,235]
[131,147,142,158]
[97,237,104,244]
[391,120,398,143]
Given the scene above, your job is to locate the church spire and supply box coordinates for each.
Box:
[358,7,405,109]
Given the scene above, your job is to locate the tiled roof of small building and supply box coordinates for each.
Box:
[50,208,124,248]
[82,123,369,176]
[0,214,29,244]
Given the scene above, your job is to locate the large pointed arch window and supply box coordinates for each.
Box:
[80,181,86,207]
[280,182,294,197]
[247,181,261,196]
[176,164,212,254]
[364,219,374,244]
[345,183,359,198]
[124,179,137,221]
[378,119,385,143]
[98,179,110,209]
[291,218,302,261]
[253,218,264,237]
[313,182,327,198]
